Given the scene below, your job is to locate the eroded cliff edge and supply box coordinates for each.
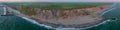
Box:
[7,4,113,28]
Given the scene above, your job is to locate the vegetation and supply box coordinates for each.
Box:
[5,3,111,16]
[6,3,110,10]
[16,4,102,10]
[20,6,36,16]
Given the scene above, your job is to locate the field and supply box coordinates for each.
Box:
[6,2,112,10]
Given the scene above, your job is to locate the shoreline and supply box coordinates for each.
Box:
[82,3,116,29]
[6,4,113,28]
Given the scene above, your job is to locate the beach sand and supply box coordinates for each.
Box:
[7,4,113,28]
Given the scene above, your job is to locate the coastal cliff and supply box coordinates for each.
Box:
[7,4,112,28]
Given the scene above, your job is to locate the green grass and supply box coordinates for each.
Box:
[21,7,36,16]
[6,3,111,16]
[7,3,110,10]
[18,4,101,10]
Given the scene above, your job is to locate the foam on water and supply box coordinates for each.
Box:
[100,3,116,17]
[3,6,6,15]
[54,3,117,30]
[21,17,54,29]
[55,28,83,30]
[19,3,117,30]
[21,16,84,30]
[85,3,116,29]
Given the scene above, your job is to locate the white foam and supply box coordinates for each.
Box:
[21,17,54,29]
[100,3,116,17]
[60,20,112,30]
[20,3,117,30]
[3,6,6,15]
[53,3,117,30]
[20,16,86,30]
[55,28,83,30]
[85,3,117,29]
[84,20,111,29]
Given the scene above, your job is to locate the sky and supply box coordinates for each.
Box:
[0,0,120,2]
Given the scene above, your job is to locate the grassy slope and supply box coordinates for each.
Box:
[6,3,111,16]
[18,4,101,10]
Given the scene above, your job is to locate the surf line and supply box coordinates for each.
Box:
[80,8,115,29]
[100,3,116,17]
[6,6,54,29]
[84,3,117,29]
[3,6,7,15]
[45,3,117,30]
[18,3,117,30]
[21,17,54,29]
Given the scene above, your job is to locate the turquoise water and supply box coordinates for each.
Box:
[85,3,120,30]
[0,6,54,30]
[0,3,120,30]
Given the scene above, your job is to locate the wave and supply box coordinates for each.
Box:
[20,3,117,30]
[20,8,113,30]
[56,28,83,30]
[3,7,6,15]
[21,17,54,29]
[100,3,116,17]
[55,3,117,30]
[21,16,85,30]
[85,3,117,29]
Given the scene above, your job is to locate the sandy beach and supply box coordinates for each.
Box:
[7,4,113,28]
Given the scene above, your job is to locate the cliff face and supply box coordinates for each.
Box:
[11,4,112,20]
[10,4,112,28]
[24,5,111,20]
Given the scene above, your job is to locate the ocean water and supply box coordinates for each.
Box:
[0,6,54,30]
[0,3,120,30]
[85,3,120,30]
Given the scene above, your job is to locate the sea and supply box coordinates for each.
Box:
[0,2,120,30]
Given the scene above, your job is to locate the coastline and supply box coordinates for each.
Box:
[6,4,113,28]
[85,7,115,29]
[6,7,54,29]
[83,3,116,29]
